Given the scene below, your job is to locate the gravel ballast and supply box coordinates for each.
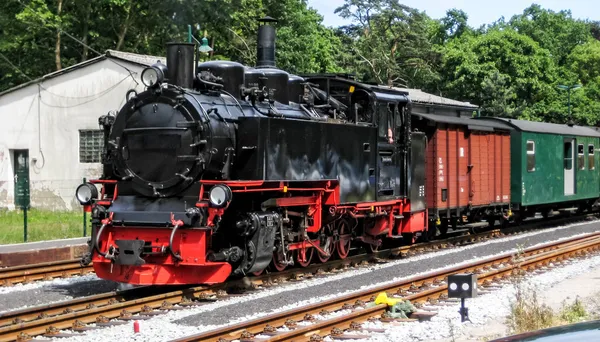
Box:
[28,218,600,342]
[176,219,600,327]
[0,275,118,313]
[361,252,600,341]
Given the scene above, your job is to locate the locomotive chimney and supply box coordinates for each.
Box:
[256,16,278,68]
[166,42,195,89]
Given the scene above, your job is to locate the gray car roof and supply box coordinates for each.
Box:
[412,112,512,132]
[476,117,600,137]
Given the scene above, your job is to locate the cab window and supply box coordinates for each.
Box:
[378,104,388,139]
[378,103,395,144]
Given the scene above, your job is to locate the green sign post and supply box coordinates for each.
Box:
[14,150,30,242]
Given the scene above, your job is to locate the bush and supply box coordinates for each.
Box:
[506,285,555,334]
[506,284,589,335]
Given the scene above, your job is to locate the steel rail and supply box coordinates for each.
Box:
[0,226,505,342]
[0,259,93,287]
[170,232,600,342]
[1,213,597,342]
[0,208,593,289]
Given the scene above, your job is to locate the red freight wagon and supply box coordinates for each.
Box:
[412,113,512,233]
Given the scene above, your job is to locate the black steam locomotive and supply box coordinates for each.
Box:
[77,17,426,285]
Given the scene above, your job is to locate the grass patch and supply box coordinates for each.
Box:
[0,208,87,244]
[506,284,590,335]
[503,245,593,337]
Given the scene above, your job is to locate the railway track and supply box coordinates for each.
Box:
[0,260,93,287]
[0,228,493,342]
[1,213,597,341]
[0,210,592,290]
[170,232,600,342]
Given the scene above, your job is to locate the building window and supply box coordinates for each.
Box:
[526,140,535,172]
[589,145,595,170]
[578,144,585,170]
[79,130,103,163]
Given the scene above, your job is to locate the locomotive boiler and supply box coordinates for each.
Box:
[77,17,428,285]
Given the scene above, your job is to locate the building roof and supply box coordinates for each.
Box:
[412,112,512,132]
[0,55,107,97]
[390,87,478,109]
[0,50,165,97]
[477,117,600,138]
[105,50,165,66]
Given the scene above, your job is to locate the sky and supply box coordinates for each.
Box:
[306,0,600,28]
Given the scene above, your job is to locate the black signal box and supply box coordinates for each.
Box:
[447,273,478,299]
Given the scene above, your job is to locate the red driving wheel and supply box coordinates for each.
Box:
[336,219,352,259]
[295,247,314,267]
[271,249,291,272]
[318,236,335,263]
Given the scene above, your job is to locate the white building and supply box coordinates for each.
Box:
[0,50,164,210]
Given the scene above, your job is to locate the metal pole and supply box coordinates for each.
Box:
[83,177,87,237]
[460,297,468,322]
[568,88,571,120]
[23,206,28,242]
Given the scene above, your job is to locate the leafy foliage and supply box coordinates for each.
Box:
[1,1,599,126]
[439,28,557,120]
[334,0,439,88]
[0,0,343,92]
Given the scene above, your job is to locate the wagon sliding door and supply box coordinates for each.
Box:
[564,138,575,196]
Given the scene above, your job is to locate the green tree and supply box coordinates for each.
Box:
[335,0,439,88]
[567,40,600,85]
[508,4,592,65]
[0,0,344,92]
[479,72,523,118]
[432,8,471,44]
[440,28,557,120]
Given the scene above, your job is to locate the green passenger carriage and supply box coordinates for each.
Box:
[479,118,600,221]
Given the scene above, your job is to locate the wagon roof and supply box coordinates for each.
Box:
[412,112,512,132]
[476,117,600,137]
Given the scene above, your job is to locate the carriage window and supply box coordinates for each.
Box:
[564,142,573,170]
[578,144,585,170]
[526,140,535,172]
[589,145,595,170]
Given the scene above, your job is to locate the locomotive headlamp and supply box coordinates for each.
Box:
[141,67,159,87]
[141,61,167,87]
[208,184,232,208]
[75,183,98,205]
